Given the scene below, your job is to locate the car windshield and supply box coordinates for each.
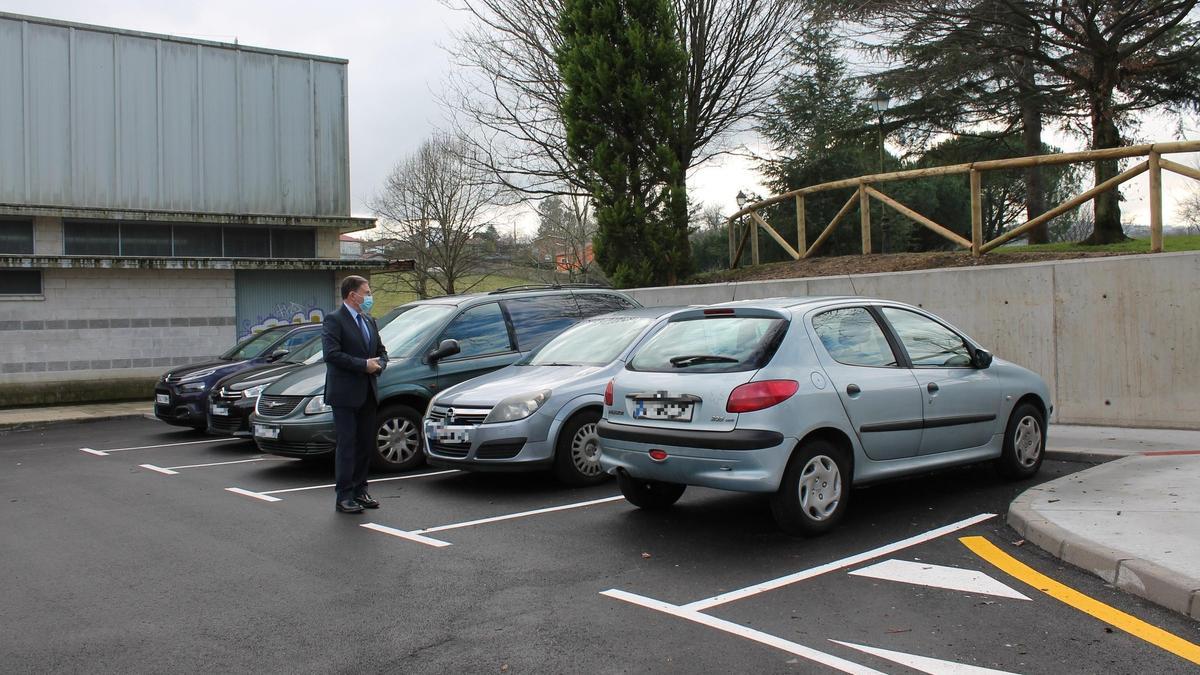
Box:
[521,316,654,367]
[628,316,787,373]
[221,329,289,361]
[285,336,324,364]
[379,304,457,356]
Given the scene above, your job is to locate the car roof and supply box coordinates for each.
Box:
[398,285,630,309]
[260,322,321,334]
[582,305,686,320]
[708,296,859,311]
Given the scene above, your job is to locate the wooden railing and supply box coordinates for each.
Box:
[727,140,1200,268]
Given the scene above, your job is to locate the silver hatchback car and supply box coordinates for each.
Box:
[424,306,685,485]
[597,297,1052,536]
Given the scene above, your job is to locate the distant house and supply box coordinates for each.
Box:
[555,243,595,272]
[339,235,364,259]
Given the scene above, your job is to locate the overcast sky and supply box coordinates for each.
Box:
[9,1,1198,235]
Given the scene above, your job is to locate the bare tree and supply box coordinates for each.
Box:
[441,0,805,199]
[1177,190,1200,235]
[369,135,503,297]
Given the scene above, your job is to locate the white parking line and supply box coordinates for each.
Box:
[80,438,244,455]
[139,457,294,476]
[681,512,996,611]
[224,487,282,502]
[601,590,883,675]
[140,464,179,475]
[257,469,461,496]
[361,523,452,547]
[419,495,624,534]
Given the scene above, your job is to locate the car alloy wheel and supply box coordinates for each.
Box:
[1013,415,1042,468]
[554,409,609,486]
[372,403,426,472]
[570,422,602,477]
[771,438,850,536]
[996,401,1045,480]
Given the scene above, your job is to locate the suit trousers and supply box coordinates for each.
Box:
[332,388,376,504]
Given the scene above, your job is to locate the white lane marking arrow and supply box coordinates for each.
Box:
[830,640,1021,675]
[849,559,1030,600]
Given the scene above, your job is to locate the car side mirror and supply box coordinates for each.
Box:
[972,348,993,369]
[267,348,289,362]
[428,339,461,363]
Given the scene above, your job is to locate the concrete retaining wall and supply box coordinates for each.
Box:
[625,252,1200,430]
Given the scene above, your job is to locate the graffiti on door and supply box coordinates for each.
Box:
[239,301,325,339]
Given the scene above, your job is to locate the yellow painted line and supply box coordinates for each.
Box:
[961,536,1200,666]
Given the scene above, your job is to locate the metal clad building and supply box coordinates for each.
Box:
[0,14,348,214]
[0,13,406,407]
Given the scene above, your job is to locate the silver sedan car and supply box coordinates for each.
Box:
[597,297,1051,536]
[423,306,685,485]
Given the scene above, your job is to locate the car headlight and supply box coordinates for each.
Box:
[304,394,332,415]
[483,390,551,424]
[180,382,207,392]
[241,384,267,399]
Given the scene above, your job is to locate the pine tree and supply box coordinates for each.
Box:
[557,0,690,287]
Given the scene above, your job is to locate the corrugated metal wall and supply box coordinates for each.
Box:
[234,270,335,339]
[0,14,350,216]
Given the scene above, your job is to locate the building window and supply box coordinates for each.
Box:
[0,220,34,254]
[223,227,271,257]
[0,270,42,295]
[173,225,223,257]
[271,229,316,258]
[120,224,172,256]
[64,222,120,255]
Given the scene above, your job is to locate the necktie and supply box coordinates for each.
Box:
[357,313,370,347]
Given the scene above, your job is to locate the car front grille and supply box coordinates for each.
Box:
[212,388,242,405]
[430,443,470,458]
[257,395,303,418]
[209,416,246,434]
[475,441,525,460]
[428,405,491,427]
[257,438,334,454]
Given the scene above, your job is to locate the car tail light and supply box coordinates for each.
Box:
[703,308,735,315]
[648,449,668,462]
[604,379,614,407]
[726,380,799,413]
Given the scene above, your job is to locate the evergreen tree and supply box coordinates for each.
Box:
[557,0,690,287]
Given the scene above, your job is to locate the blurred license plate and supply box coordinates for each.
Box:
[254,424,280,440]
[634,400,694,421]
[155,393,170,404]
[211,405,229,416]
[436,426,471,444]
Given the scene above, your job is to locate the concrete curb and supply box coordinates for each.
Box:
[1008,458,1200,620]
[0,411,153,434]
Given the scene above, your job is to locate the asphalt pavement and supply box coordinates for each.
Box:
[1,415,1198,672]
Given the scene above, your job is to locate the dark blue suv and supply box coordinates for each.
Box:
[154,323,323,429]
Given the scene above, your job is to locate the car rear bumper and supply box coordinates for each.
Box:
[597,421,794,493]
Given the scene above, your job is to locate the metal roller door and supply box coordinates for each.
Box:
[234,271,336,339]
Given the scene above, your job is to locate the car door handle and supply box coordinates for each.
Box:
[846,384,861,396]
[927,382,940,394]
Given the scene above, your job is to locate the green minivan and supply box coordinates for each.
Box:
[250,285,639,471]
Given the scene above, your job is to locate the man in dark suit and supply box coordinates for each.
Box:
[323,275,388,514]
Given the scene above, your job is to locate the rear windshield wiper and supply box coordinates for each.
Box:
[669,354,740,368]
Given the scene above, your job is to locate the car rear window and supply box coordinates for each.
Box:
[628,316,787,373]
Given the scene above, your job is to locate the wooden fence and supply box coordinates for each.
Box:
[727,140,1200,268]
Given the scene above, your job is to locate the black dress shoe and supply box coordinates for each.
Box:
[355,493,380,509]
[336,499,365,514]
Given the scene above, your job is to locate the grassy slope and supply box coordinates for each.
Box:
[371,272,534,311]
[1000,234,1200,254]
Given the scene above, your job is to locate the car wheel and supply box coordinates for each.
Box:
[770,439,849,537]
[553,410,609,486]
[616,470,686,510]
[372,403,426,472]
[995,402,1045,480]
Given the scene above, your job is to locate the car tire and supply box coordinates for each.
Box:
[616,470,686,509]
[372,403,426,473]
[995,402,1045,480]
[770,439,849,537]
[553,410,609,486]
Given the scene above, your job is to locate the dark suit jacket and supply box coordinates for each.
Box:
[323,304,388,408]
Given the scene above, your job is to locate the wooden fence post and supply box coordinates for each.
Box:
[727,217,735,268]
[795,195,806,255]
[750,212,760,266]
[1149,151,1163,253]
[970,169,983,257]
[859,185,871,254]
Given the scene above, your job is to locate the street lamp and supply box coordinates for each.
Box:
[736,190,748,209]
[869,90,891,253]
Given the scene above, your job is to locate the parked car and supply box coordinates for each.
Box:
[250,285,640,472]
[423,306,686,485]
[154,323,323,429]
[597,298,1051,536]
[206,334,324,437]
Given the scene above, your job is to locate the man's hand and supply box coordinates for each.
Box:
[366,358,382,374]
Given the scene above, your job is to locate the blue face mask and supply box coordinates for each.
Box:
[359,293,374,313]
